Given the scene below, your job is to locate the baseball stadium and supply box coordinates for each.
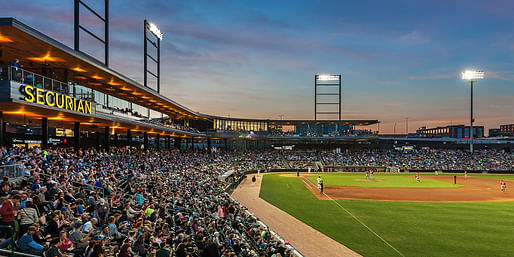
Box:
[1,1,514,257]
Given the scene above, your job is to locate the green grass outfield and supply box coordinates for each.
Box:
[470,174,514,181]
[306,173,462,188]
[260,173,514,257]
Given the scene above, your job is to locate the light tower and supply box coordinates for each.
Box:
[461,70,484,153]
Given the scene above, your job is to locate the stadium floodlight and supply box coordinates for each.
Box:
[317,74,339,81]
[461,70,484,80]
[148,23,163,40]
[461,70,484,154]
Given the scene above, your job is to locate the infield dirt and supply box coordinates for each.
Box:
[298,174,514,202]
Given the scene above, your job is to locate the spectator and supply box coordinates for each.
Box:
[69,222,90,249]
[59,230,73,253]
[17,225,45,256]
[44,237,63,257]
[0,193,19,238]
[17,200,39,236]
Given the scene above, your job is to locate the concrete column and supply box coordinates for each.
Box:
[127,129,132,148]
[207,138,211,150]
[41,117,48,149]
[156,134,160,150]
[74,122,80,151]
[104,126,110,151]
[114,133,118,147]
[95,131,100,151]
[144,132,148,150]
[191,138,194,150]
[174,137,181,150]
[0,111,3,147]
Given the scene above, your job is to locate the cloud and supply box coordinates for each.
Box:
[399,30,430,45]
[485,71,513,81]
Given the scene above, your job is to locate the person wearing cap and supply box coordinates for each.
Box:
[70,222,90,249]
[17,225,45,255]
[82,218,97,233]
[95,198,109,225]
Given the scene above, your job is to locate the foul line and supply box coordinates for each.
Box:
[303,177,405,257]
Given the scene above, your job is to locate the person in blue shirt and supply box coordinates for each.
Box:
[135,193,144,206]
[10,59,20,81]
[17,226,45,255]
[76,199,85,215]
[11,59,19,69]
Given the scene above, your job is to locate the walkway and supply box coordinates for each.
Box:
[232,174,362,257]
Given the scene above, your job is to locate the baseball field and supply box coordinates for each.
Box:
[258,173,514,257]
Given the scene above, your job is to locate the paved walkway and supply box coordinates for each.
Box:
[232,174,362,257]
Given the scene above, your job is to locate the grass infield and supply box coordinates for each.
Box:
[259,173,514,257]
[305,173,462,188]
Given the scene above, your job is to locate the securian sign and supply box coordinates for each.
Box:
[21,85,92,114]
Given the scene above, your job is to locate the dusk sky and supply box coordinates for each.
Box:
[2,0,514,134]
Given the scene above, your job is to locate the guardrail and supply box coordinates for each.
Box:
[0,164,26,179]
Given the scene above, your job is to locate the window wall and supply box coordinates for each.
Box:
[214,119,268,131]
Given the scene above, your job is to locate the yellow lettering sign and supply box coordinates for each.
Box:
[56,93,65,108]
[21,86,92,115]
[45,91,55,107]
[65,96,73,111]
[84,101,91,114]
[24,85,35,102]
[35,88,45,105]
[77,99,84,113]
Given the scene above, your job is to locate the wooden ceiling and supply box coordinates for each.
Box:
[0,102,196,138]
[0,19,205,121]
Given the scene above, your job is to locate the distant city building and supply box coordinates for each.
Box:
[416,125,484,138]
[500,124,514,136]
[489,128,502,137]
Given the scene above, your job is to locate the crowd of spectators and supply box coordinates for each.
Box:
[268,129,375,138]
[1,146,513,257]
[0,147,296,257]
[320,149,514,171]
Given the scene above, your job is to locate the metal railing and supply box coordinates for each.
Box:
[0,164,26,179]
[4,65,207,136]
[7,66,72,95]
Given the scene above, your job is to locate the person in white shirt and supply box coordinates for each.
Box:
[82,218,97,233]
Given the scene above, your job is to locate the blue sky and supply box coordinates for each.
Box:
[2,0,514,133]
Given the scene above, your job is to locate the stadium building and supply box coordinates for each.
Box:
[0,18,378,150]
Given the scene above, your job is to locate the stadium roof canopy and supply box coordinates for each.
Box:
[0,17,378,127]
[0,17,204,120]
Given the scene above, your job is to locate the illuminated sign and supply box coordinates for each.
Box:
[148,23,163,40]
[317,74,339,81]
[21,85,92,115]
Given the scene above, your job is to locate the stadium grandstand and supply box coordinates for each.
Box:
[2,3,514,257]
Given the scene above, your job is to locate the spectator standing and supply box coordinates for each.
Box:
[0,193,19,238]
